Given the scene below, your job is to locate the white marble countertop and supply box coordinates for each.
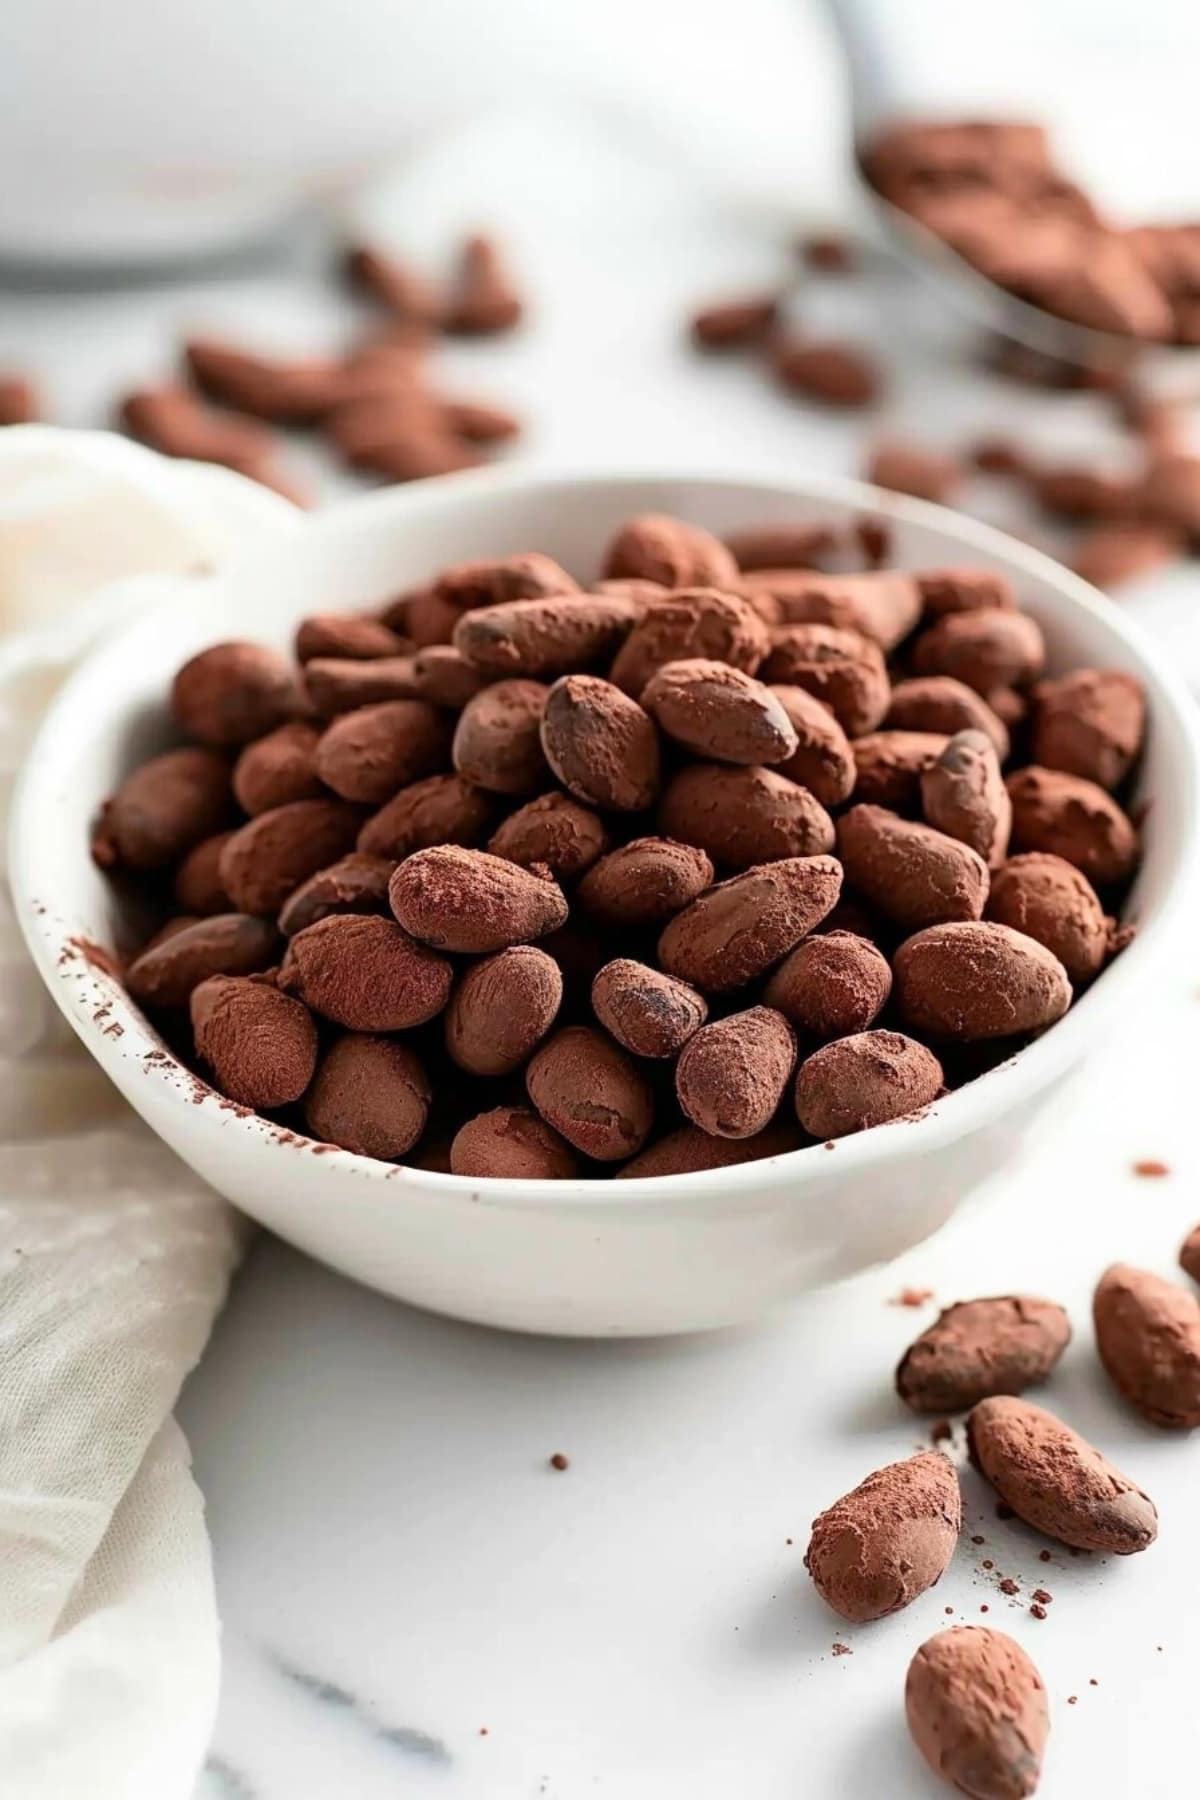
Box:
[7,63,1200,1798]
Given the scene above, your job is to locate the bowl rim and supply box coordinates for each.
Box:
[12,461,1200,1210]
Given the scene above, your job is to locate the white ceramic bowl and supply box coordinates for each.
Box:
[11,468,1200,1336]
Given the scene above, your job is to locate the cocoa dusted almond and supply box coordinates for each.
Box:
[577,837,713,928]
[218,799,362,916]
[897,1297,1071,1414]
[1006,766,1139,886]
[659,764,835,869]
[315,700,451,804]
[765,930,891,1037]
[451,680,549,795]
[1030,668,1146,790]
[745,569,921,650]
[277,853,395,937]
[173,831,235,916]
[615,1119,803,1179]
[913,608,1046,695]
[190,974,317,1108]
[894,921,1071,1040]
[986,854,1114,985]
[409,644,487,709]
[399,586,464,646]
[641,659,798,764]
[609,589,769,699]
[232,724,324,816]
[1093,1263,1200,1428]
[760,623,890,737]
[357,773,497,859]
[591,959,707,1059]
[770,685,857,806]
[722,521,840,572]
[675,1006,796,1138]
[278,913,452,1030]
[540,675,660,812]
[305,1034,431,1160]
[837,806,989,930]
[444,945,563,1076]
[388,845,568,952]
[689,292,780,350]
[966,1395,1158,1553]
[453,595,638,679]
[303,655,421,718]
[487,792,609,878]
[442,233,525,335]
[658,854,843,993]
[602,513,739,590]
[794,1030,943,1138]
[171,641,300,746]
[294,612,408,663]
[433,552,577,610]
[768,336,880,408]
[852,731,948,810]
[805,1451,961,1622]
[916,567,1017,618]
[885,675,1010,762]
[920,730,1012,867]
[906,1627,1048,1800]
[126,913,280,1008]
[450,1105,580,1179]
[91,747,232,872]
[525,1025,654,1161]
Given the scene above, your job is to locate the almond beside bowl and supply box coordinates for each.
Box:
[10,468,1199,1336]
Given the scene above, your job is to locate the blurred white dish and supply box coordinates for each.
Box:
[10,467,1200,1336]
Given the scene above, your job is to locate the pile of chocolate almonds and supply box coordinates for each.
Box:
[92,510,1144,1176]
[807,1233,1200,1796]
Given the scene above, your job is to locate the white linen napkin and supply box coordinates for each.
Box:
[0,429,296,1799]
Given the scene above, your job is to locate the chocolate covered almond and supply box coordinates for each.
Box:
[454,594,637,678]
[1030,668,1146,790]
[805,1451,961,1622]
[171,641,299,746]
[303,655,420,717]
[526,1026,654,1161]
[906,1627,1048,1800]
[641,659,798,764]
[450,1106,579,1179]
[1094,1263,1200,1428]
[966,1395,1157,1553]
[602,513,739,590]
[488,792,609,878]
[591,959,707,1059]
[1006,766,1139,885]
[233,723,324,815]
[747,568,920,650]
[659,764,834,869]
[92,746,232,872]
[306,1034,430,1159]
[451,680,549,795]
[852,731,948,810]
[897,1297,1071,1414]
[277,853,394,936]
[316,700,451,804]
[795,1030,942,1138]
[760,624,890,736]
[445,945,563,1075]
[191,974,317,1108]
[219,799,361,916]
[986,854,1113,984]
[173,831,235,916]
[279,914,452,1030]
[916,567,1017,618]
[658,854,842,992]
[610,589,768,699]
[615,1119,802,1178]
[388,846,568,952]
[921,730,1012,867]
[357,773,497,859]
[764,930,891,1037]
[540,675,660,811]
[885,676,1010,762]
[294,612,407,663]
[434,552,577,609]
[913,609,1045,695]
[577,838,713,928]
[126,913,280,1007]
[675,1006,796,1138]
[894,921,1071,1040]
[837,806,989,930]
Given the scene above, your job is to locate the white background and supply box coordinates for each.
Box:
[4,2,1200,1794]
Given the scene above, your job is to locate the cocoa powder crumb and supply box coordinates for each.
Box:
[892,1287,934,1308]
[982,1560,994,1571]
[971,1535,985,1546]
[831,1643,852,1656]
[979,1604,989,1613]
[1033,1588,1052,1604]
[1038,1550,1051,1562]
[549,1453,569,1471]
[1067,1696,1077,1705]
[999,1578,1019,1595]
[1030,1604,1047,1620]
[1132,1159,1170,1177]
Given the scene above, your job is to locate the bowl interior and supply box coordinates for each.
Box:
[12,468,1200,1208]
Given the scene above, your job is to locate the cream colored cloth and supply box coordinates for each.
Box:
[0,430,296,1798]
